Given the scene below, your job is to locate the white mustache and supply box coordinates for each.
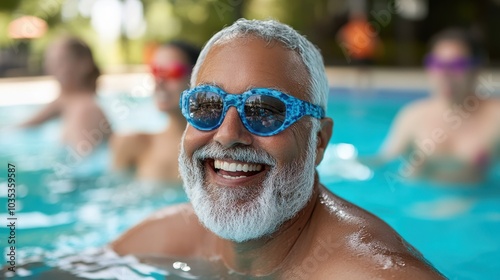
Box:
[192,142,276,167]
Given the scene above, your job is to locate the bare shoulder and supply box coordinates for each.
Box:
[110,203,207,257]
[480,99,500,133]
[309,188,444,279]
[110,132,151,155]
[65,95,111,132]
[398,98,436,120]
[388,98,436,133]
[111,132,151,148]
[484,98,500,115]
[69,95,104,114]
[110,131,155,170]
[312,259,445,280]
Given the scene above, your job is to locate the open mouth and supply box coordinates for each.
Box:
[205,158,268,183]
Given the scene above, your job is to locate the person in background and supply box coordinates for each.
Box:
[19,37,111,152]
[111,41,200,182]
[380,28,500,183]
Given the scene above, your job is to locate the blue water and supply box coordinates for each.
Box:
[1,88,499,279]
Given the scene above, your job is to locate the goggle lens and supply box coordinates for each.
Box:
[188,91,224,129]
[187,91,287,134]
[244,95,286,134]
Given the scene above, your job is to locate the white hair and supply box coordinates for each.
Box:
[190,18,329,111]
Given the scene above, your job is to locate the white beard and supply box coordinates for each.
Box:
[178,127,318,243]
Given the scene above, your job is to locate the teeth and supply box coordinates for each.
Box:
[222,174,248,180]
[214,159,264,173]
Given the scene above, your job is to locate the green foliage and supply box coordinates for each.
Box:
[0,0,20,11]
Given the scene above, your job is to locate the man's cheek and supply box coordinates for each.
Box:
[183,128,210,156]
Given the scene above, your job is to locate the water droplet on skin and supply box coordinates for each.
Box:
[173,261,192,272]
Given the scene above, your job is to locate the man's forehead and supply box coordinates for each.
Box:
[199,81,291,95]
[195,36,309,98]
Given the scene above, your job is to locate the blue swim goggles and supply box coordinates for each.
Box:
[180,85,325,136]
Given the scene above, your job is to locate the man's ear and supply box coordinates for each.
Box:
[315,118,333,166]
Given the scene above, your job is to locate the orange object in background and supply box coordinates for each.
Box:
[8,16,48,39]
[338,17,378,61]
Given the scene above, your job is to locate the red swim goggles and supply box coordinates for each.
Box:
[150,62,191,80]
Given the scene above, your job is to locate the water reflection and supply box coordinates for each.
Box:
[5,247,275,279]
[318,143,373,182]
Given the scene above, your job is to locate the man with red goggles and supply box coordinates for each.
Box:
[111,41,200,182]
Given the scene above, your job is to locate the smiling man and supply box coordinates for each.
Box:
[111,19,444,279]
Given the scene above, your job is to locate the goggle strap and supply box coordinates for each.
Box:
[304,102,325,119]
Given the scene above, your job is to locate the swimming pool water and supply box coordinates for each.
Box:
[1,88,499,279]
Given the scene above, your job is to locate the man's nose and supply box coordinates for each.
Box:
[213,107,253,148]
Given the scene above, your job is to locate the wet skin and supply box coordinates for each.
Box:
[111,37,445,279]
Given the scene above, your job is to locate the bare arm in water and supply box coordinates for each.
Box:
[19,96,112,149]
[359,102,420,167]
[18,98,62,127]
